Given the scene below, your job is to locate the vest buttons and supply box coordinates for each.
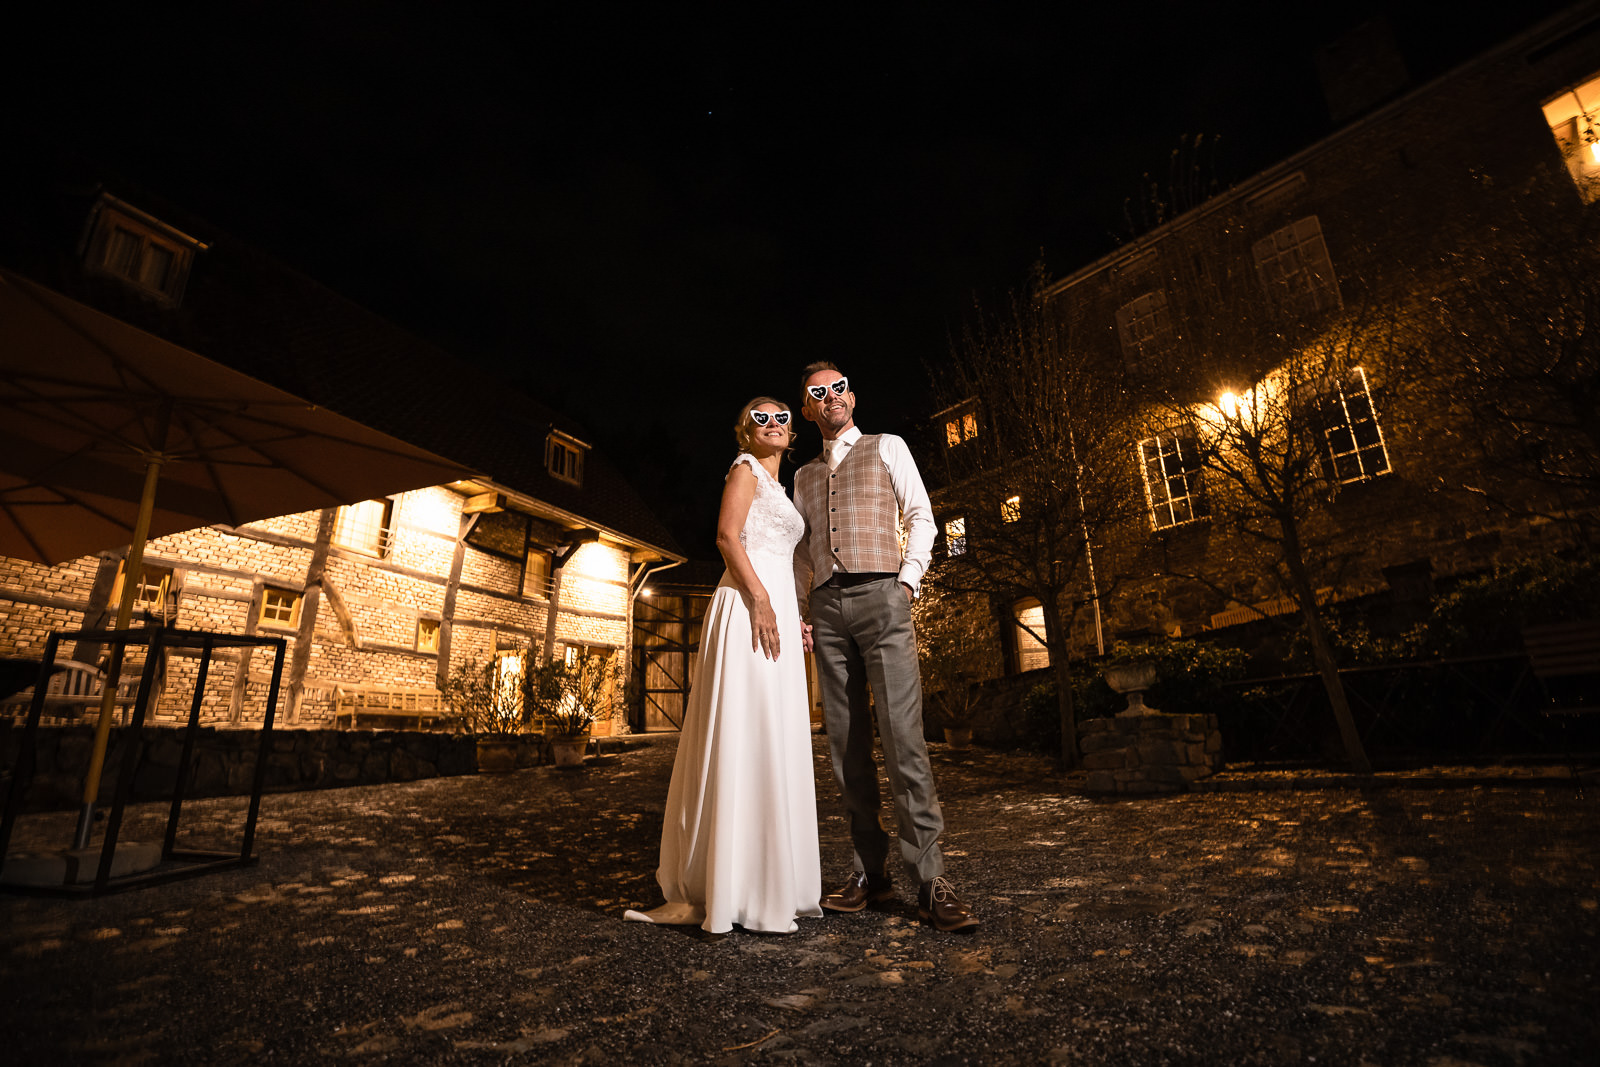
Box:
[831,527,837,532]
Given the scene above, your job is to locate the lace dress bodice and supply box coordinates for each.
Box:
[730,453,805,562]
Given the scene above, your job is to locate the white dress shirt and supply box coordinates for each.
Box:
[824,426,935,596]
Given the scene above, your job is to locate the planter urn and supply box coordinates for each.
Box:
[1103,661,1160,718]
[475,736,520,773]
[550,736,588,767]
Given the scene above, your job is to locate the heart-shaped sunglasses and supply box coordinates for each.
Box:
[805,376,849,401]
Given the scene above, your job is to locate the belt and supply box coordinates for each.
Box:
[823,572,896,589]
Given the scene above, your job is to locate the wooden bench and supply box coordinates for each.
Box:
[332,685,454,730]
[1522,620,1600,715]
[0,659,141,725]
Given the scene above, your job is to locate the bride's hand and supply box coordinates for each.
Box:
[751,597,781,660]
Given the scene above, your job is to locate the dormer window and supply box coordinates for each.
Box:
[81,194,206,306]
[546,431,588,486]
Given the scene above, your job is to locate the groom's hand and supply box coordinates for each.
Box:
[801,623,814,653]
[900,582,914,604]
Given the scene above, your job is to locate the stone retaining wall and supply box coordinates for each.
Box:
[1080,712,1224,794]
[0,725,509,813]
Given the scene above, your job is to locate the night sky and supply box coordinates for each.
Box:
[10,1,1569,555]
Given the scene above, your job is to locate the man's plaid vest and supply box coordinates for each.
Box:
[795,434,903,586]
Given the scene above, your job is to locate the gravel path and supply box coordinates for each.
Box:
[2,736,1596,1064]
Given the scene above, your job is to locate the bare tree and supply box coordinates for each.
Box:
[1131,212,1391,773]
[926,268,1144,767]
[1405,183,1600,544]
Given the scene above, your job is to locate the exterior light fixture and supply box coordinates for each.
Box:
[1219,391,1239,419]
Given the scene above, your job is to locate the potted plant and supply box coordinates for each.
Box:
[522,651,617,766]
[444,657,524,772]
[553,651,618,766]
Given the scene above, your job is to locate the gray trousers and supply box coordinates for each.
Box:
[811,577,945,886]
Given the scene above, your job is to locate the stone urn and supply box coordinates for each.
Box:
[1103,660,1159,718]
[943,726,974,749]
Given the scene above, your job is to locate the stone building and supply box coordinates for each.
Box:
[0,177,684,731]
[920,3,1600,679]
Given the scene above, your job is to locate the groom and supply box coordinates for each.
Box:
[793,362,978,932]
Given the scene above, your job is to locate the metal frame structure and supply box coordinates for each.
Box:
[0,626,286,896]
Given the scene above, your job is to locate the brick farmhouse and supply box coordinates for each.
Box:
[0,178,684,733]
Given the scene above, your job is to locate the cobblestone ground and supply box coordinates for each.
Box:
[2,737,1597,1065]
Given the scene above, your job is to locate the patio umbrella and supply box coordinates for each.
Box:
[0,268,473,565]
[0,267,475,841]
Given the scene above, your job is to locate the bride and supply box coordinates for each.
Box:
[625,398,822,934]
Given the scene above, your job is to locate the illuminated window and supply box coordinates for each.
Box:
[259,586,303,629]
[1115,290,1173,373]
[1252,216,1341,320]
[546,432,587,486]
[1012,600,1049,673]
[495,649,524,711]
[332,498,393,556]
[112,562,174,615]
[1139,433,1207,529]
[523,547,553,598]
[1318,368,1391,484]
[944,410,978,448]
[1543,75,1600,202]
[416,618,440,654]
[944,517,967,557]
[82,196,203,306]
[1000,495,1022,523]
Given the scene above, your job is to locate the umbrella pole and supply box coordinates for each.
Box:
[73,456,164,850]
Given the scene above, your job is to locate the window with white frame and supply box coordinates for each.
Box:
[1252,216,1341,320]
[944,517,967,557]
[1543,74,1600,202]
[1318,367,1391,484]
[1139,433,1207,529]
[332,498,393,556]
[1012,600,1049,673]
[546,431,587,486]
[1000,495,1022,523]
[1114,290,1173,372]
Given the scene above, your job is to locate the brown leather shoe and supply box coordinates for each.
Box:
[820,870,896,912]
[918,876,979,931]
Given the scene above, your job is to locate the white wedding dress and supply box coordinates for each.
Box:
[626,453,822,934]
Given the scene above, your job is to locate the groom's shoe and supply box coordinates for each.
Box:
[918,876,979,932]
[820,870,896,912]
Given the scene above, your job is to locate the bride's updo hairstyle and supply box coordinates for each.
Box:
[734,396,795,455]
